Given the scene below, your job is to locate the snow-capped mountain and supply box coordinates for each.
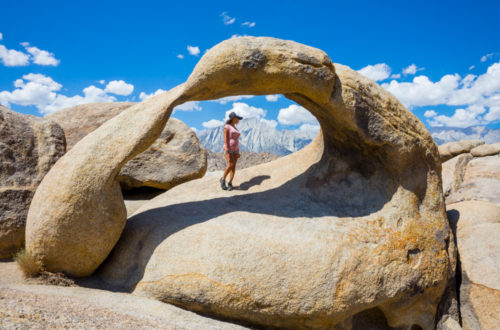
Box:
[428,126,500,145]
[197,119,500,155]
[197,117,318,156]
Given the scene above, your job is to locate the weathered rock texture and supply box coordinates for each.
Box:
[438,140,484,162]
[447,201,500,329]
[0,105,65,258]
[46,103,207,190]
[442,153,500,206]
[470,142,500,157]
[27,37,453,328]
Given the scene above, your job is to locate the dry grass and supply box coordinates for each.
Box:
[14,249,43,277]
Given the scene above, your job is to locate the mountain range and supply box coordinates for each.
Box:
[196,117,318,156]
[196,117,500,154]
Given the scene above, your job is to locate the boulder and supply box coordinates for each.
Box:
[0,105,65,259]
[438,140,484,162]
[445,155,500,206]
[470,142,500,157]
[46,103,207,190]
[27,37,453,328]
[447,201,500,329]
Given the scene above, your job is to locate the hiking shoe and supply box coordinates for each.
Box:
[227,182,233,191]
[220,178,227,190]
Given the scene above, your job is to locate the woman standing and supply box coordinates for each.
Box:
[220,112,242,191]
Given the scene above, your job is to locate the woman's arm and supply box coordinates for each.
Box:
[223,127,229,151]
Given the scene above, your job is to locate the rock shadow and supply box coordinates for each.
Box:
[97,158,406,291]
[234,175,270,191]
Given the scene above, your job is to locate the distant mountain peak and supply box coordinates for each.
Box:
[197,117,318,156]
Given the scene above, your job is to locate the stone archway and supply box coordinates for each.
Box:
[26,37,452,329]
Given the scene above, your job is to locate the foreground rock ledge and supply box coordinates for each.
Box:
[27,37,453,329]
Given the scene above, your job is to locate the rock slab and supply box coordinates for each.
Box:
[447,201,500,330]
[0,105,65,258]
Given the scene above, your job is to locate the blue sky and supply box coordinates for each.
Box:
[1,0,499,132]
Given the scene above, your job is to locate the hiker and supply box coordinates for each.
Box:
[220,112,242,191]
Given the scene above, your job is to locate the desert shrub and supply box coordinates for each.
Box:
[14,248,43,277]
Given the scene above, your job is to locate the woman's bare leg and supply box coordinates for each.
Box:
[228,155,238,183]
[222,153,233,180]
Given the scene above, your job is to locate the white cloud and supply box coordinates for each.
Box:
[0,45,30,66]
[175,101,202,112]
[265,94,280,102]
[21,42,60,66]
[469,65,475,70]
[277,104,316,125]
[298,123,320,134]
[224,102,266,120]
[382,74,461,108]
[177,54,184,59]
[187,45,200,56]
[190,126,198,132]
[139,89,166,100]
[202,119,224,128]
[0,33,3,41]
[481,53,495,62]
[104,80,134,96]
[427,105,486,128]
[242,21,256,28]
[424,110,437,118]
[390,73,401,79]
[402,64,424,75]
[357,63,391,81]
[231,34,248,39]
[0,73,118,114]
[99,80,105,85]
[213,95,254,104]
[221,12,236,25]
[42,86,116,114]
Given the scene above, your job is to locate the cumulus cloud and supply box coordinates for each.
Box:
[242,21,256,28]
[21,42,60,66]
[104,80,134,96]
[99,80,105,85]
[277,104,317,125]
[480,53,496,62]
[221,12,236,25]
[424,110,437,118]
[357,63,391,81]
[390,73,401,79]
[425,105,486,128]
[0,45,30,66]
[177,54,184,59]
[187,45,200,56]
[0,73,118,114]
[402,64,423,75]
[224,102,266,120]
[202,119,224,128]
[139,89,166,100]
[231,34,248,39]
[175,101,202,112]
[265,94,280,102]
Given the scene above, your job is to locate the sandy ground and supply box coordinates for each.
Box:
[0,260,247,329]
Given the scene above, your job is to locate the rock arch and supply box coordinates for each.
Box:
[26,37,452,329]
